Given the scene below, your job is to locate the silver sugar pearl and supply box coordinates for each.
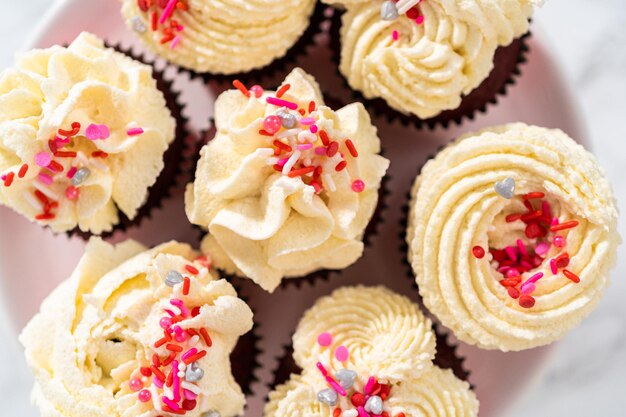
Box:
[335,369,357,389]
[185,361,204,382]
[131,16,147,33]
[201,411,221,417]
[381,1,399,20]
[364,395,384,415]
[71,167,91,186]
[277,110,297,129]
[317,388,338,407]
[165,270,184,287]
[494,177,516,199]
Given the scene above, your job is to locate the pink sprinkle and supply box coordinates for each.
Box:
[172,360,181,402]
[249,85,264,98]
[520,260,533,270]
[164,309,176,317]
[550,258,558,275]
[183,389,198,400]
[170,299,190,317]
[535,242,550,256]
[138,389,152,403]
[498,266,511,274]
[153,377,164,388]
[182,348,198,361]
[127,127,144,136]
[299,117,315,125]
[67,166,77,179]
[542,201,552,219]
[160,317,173,329]
[551,217,559,226]
[352,179,365,193]
[310,125,318,134]
[267,97,298,110]
[357,406,369,417]
[516,239,528,257]
[35,152,51,167]
[129,378,143,392]
[297,143,313,151]
[65,186,79,200]
[506,269,521,278]
[527,272,544,285]
[159,0,178,24]
[553,235,566,247]
[364,376,376,394]
[415,15,424,24]
[326,376,347,397]
[0,175,5,181]
[335,345,349,362]
[162,397,179,411]
[316,362,328,376]
[317,332,332,346]
[277,157,289,167]
[315,146,327,155]
[392,30,399,41]
[37,173,53,185]
[85,123,110,140]
[505,246,518,262]
[170,35,181,49]
[521,283,536,295]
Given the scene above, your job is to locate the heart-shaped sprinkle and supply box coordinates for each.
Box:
[85,123,110,141]
[317,388,338,407]
[494,177,516,199]
[131,16,147,33]
[165,270,184,287]
[185,361,204,382]
[335,369,357,389]
[381,0,399,20]
[364,395,384,415]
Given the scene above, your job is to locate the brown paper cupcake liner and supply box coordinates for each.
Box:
[328,9,532,130]
[174,1,328,86]
[65,43,191,240]
[231,293,264,398]
[269,323,473,393]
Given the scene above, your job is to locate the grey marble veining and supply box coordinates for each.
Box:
[0,0,625,416]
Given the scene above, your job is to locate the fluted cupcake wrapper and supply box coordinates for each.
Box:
[65,43,192,240]
[231,291,264,399]
[173,1,328,86]
[328,9,532,130]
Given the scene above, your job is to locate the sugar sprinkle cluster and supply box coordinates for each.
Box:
[127,255,222,416]
[472,180,581,309]
[232,80,366,195]
[1,121,144,222]
[380,0,426,42]
[135,0,189,49]
[313,332,405,417]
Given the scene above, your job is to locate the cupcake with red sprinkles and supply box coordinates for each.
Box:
[265,286,479,417]
[326,0,544,127]
[119,0,321,78]
[20,238,255,417]
[407,123,620,351]
[185,68,390,292]
[0,32,185,237]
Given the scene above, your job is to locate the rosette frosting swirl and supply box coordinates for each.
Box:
[264,286,478,417]
[0,32,176,234]
[185,68,389,292]
[120,0,316,74]
[407,124,620,351]
[324,0,543,118]
[20,238,254,417]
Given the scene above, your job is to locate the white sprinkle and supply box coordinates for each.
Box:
[198,268,208,279]
[266,157,279,166]
[276,129,301,139]
[323,173,336,192]
[150,385,161,411]
[189,335,200,346]
[177,371,185,378]
[397,0,421,14]
[298,130,317,143]
[282,150,301,175]
[23,191,43,210]
[32,180,59,200]
[255,148,274,157]
[178,363,186,371]
[181,381,202,395]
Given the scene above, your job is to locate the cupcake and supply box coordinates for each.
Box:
[325,0,542,126]
[265,286,479,417]
[20,238,254,417]
[185,68,390,292]
[0,32,182,237]
[407,123,620,351]
[120,0,320,77]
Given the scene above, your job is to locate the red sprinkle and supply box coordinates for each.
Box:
[523,192,546,200]
[232,80,250,97]
[185,264,199,275]
[199,328,212,347]
[276,84,291,98]
[58,122,81,137]
[273,140,292,153]
[319,130,330,146]
[166,343,183,352]
[288,166,315,178]
[182,277,190,295]
[151,11,158,31]
[563,269,581,283]
[335,161,347,172]
[472,246,485,259]
[150,366,166,381]
[18,164,28,178]
[326,141,339,157]
[550,220,579,232]
[344,139,358,158]
[308,101,316,113]
[91,151,108,158]
[333,408,342,417]
[183,350,207,365]
[507,287,520,299]
[3,172,14,187]
[506,213,522,223]
[54,151,77,158]
[351,392,366,407]
[140,367,152,377]
[519,295,536,309]
[48,160,64,173]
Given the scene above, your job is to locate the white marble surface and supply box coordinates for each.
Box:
[0,0,624,416]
